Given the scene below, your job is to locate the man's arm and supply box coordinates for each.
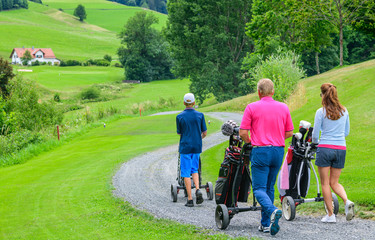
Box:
[239,129,251,144]
[201,131,207,139]
[285,130,293,139]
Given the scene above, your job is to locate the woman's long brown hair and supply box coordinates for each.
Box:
[321,83,345,120]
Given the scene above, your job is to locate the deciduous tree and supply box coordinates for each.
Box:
[0,58,15,97]
[74,4,87,22]
[118,12,174,82]
[21,50,32,66]
[165,0,253,103]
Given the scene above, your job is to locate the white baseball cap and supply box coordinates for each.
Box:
[184,93,195,103]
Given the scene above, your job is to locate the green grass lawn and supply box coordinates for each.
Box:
[202,60,375,216]
[17,65,124,91]
[0,114,223,239]
[42,0,168,33]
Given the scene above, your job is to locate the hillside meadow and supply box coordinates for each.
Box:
[41,0,168,33]
[0,1,167,61]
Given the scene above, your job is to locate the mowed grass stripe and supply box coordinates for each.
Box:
[0,114,222,239]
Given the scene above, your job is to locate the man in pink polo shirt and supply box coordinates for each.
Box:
[240,78,294,236]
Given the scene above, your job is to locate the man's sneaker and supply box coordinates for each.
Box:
[269,209,282,236]
[321,214,336,223]
[196,189,204,204]
[185,199,194,207]
[345,200,355,221]
[258,225,270,233]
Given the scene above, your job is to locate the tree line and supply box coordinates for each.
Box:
[116,1,375,103]
[0,0,28,11]
[108,0,167,14]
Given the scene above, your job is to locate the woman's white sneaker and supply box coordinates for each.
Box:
[345,200,355,221]
[321,214,336,223]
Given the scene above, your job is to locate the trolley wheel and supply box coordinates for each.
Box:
[282,196,296,221]
[215,204,230,230]
[332,193,339,215]
[171,184,178,202]
[206,182,214,200]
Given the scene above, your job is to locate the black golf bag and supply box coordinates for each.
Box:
[215,135,252,207]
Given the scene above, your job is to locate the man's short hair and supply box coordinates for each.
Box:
[257,78,274,96]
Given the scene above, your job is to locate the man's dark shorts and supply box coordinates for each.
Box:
[315,147,346,169]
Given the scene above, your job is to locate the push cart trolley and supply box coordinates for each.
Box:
[214,120,262,230]
[279,120,339,221]
[170,153,214,202]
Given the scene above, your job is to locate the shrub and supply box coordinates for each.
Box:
[54,93,61,102]
[114,62,123,68]
[66,104,83,112]
[107,105,119,115]
[97,108,105,119]
[31,60,40,66]
[83,107,93,123]
[60,59,81,67]
[5,76,64,132]
[248,50,306,102]
[80,87,101,100]
[0,129,45,157]
[104,54,112,62]
[41,62,47,65]
[85,59,110,67]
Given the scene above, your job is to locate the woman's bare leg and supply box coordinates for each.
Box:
[318,166,333,215]
[330,167,348,204]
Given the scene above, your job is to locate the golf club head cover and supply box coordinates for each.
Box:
[305,127,314,142]
[299,120,311,130]
[221,120,239,136]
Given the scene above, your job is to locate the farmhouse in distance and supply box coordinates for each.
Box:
[10,47,60,66]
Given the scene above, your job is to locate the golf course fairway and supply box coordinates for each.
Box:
[0,114,222,240]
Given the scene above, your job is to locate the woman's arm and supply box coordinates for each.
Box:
[312,109,323,143]
[345,111,350,137]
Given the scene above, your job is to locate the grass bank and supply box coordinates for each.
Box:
[0,114,224,239]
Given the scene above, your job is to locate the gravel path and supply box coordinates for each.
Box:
[113,112,375,239]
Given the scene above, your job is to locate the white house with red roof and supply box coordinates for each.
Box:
[10,47,60,66]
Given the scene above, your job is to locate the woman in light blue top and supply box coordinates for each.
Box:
[312,83,354,223]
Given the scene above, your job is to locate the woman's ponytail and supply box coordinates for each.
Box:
[320,83,345,120]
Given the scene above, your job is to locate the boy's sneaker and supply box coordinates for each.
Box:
[185,199,194,207]
[196,189,204,204]
[345,200,355,221]
[269,209,282,236]
[321,214,336,223]
[258,225,270,233]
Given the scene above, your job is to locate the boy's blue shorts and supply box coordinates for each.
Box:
[180,153,200,178]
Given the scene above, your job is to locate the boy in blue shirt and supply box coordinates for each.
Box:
[176,93,207,207]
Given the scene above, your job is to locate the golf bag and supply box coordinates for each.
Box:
[278,120,313,199]
[215,140,252,207]
[285,149,310,199]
